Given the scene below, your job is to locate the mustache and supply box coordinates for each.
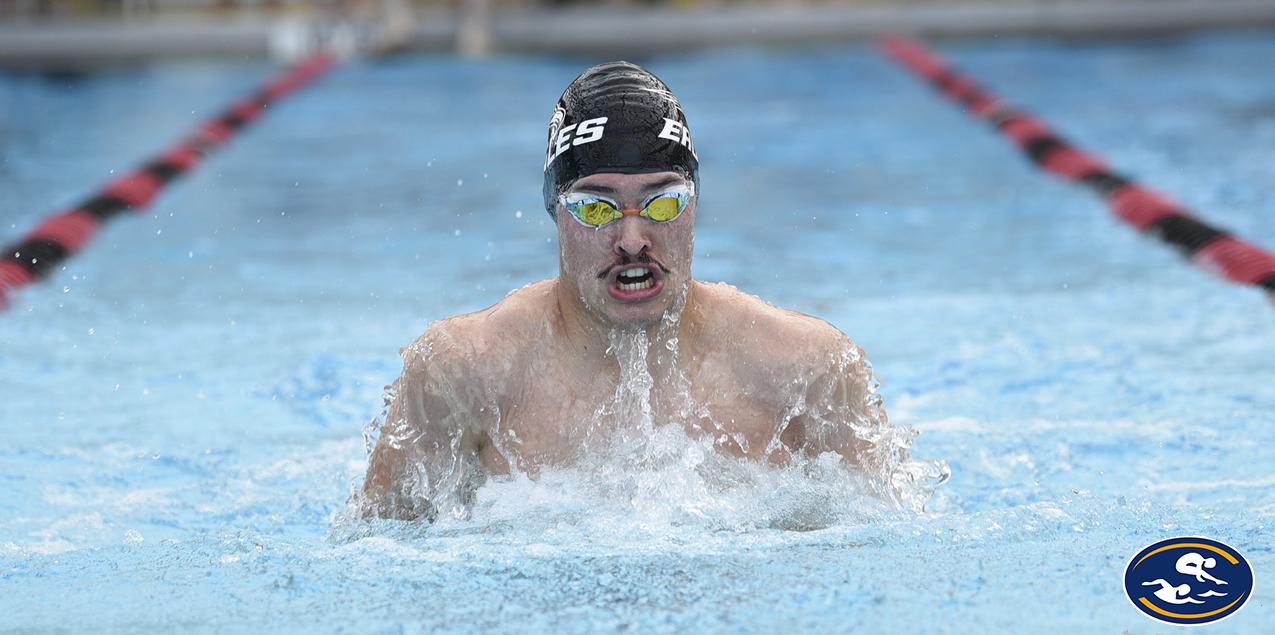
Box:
[597,253,671,280]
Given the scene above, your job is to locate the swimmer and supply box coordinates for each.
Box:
[359,62,905,521]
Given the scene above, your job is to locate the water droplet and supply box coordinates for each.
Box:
[455,229,461,236]
[457,179,463,186]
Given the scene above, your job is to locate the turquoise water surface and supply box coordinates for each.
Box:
[2,31,1273,633]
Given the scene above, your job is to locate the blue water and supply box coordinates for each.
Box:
[3,32,1274,633]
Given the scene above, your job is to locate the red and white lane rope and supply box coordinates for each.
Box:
[879,34,1275,295]
[0,51,336,310]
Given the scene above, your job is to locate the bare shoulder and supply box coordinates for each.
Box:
[362,283,558,521]
[399,279,558,382]
[689,280,856,377]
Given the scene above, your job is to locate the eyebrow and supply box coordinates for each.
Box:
[573,176,686,198]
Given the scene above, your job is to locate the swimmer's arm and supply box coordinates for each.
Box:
[783,414,876,468]
[780,407,873,467]
[360,395,435,521]
[359,355,484,521]
[777,339,878,466]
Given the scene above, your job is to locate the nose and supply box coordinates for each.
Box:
[613,214,650,257]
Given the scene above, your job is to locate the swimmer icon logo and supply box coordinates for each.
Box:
[1124,536,1254,625]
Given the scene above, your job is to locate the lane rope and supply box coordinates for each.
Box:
[0,51,336,310]
[878,35,1275,296]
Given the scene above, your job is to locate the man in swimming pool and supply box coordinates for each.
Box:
[358,61,913,521]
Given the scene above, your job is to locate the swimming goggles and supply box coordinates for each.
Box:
[560,183,694,227]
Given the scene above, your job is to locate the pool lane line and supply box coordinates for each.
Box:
[0,51,336,311]
[878,34,1275,297]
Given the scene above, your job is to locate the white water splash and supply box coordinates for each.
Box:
[345,304,947,536]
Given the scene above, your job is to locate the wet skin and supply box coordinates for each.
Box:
[361,172,879,519]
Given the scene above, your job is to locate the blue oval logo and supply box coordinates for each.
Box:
[1124,536,1254,625]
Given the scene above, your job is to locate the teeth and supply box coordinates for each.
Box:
[615,266,655,292]
[617,279,654,291]
[618,267,650,279]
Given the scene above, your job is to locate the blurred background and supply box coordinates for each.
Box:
[4,0,1275,68]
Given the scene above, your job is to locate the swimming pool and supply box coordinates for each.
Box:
[3,31,1273,633]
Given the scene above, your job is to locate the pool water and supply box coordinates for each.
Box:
[3,31,1274,634]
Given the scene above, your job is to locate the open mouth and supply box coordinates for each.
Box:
[607,263,665,302]
[616,266,655,291]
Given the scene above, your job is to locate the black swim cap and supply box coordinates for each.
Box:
[542,61,699,222]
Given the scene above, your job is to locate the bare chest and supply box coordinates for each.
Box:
[477,361,793,473]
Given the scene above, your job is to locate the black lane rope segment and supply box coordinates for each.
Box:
[79,196,134,222]
[0,52,336,310]
[879,35,1275,297]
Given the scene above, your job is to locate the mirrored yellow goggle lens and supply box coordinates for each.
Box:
[578,200,620,226]
[642,195,682,222]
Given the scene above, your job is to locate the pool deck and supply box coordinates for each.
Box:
[493,0,1275,55]
[3,0,1275,68]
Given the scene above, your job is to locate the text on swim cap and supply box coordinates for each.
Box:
[548,117,609,167]
[658,118,697,159]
